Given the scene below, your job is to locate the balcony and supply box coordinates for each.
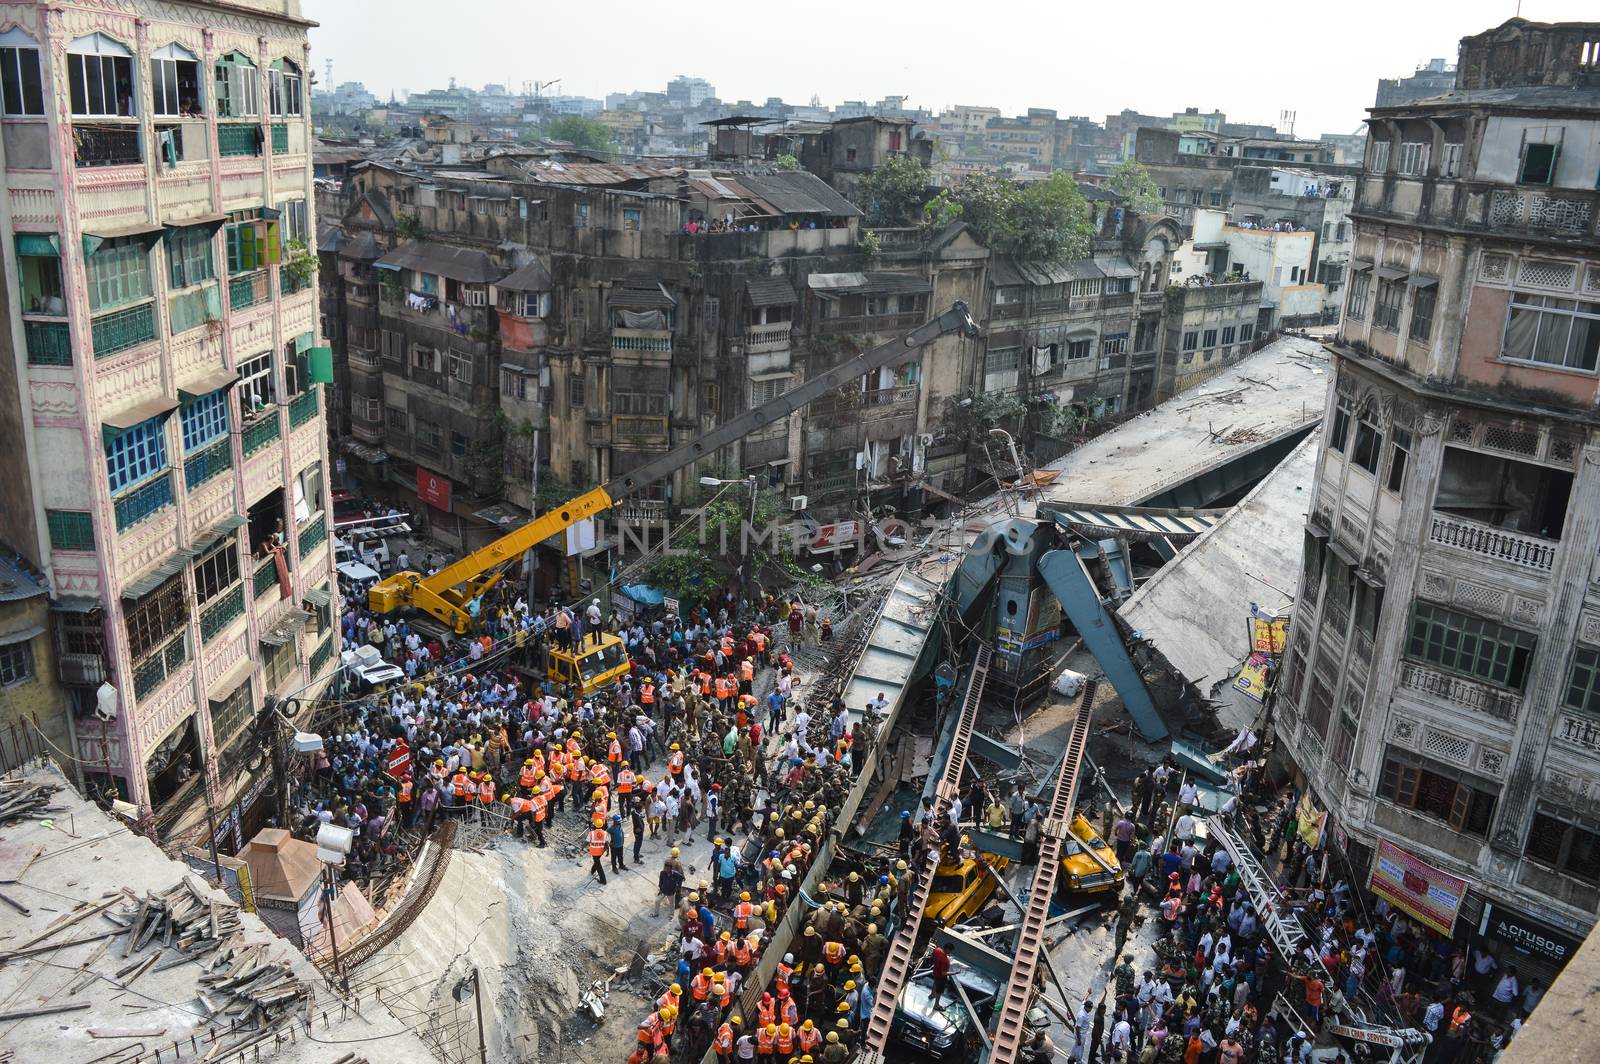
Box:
[23,318,71,366]
[72,122,141,168]
[617,499,668,525]
[217,122,262,158]
[1356,177,1598,243]
[610,329,672,355]
[1428,512,1556,573]
[280,269,312,297]
[242,414,281,456]
[613,415,669,444]
[817,311,923,336]
[199,586,245,641]
[133,636,188,701]
[1398,659,1521,723]
[804,472,857,498]
[288,390,319,428]
[1487,187,1594,236]
[91,302,156,357]
[184,439,232,491]
[230,271,270,311]
[270,123,289,155]
[254,557,280,598]
[114,473,174,532]
[297,513,326,556]
[153,119,208,164]
[860,384,918,419]
[746,323,792,353]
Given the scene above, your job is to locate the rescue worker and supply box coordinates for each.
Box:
[798,1019,821,1057]
[588,815,609,884]
[609,813,628,873]
[528,785,548,847]
[518,757,538,789]
[713,1016,737,1064]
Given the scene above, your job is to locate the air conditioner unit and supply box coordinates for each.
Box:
[789,495,809,512]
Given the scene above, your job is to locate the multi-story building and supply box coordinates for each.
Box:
[1277,18,1600,980]
[1159,279,1265,400]
[1375,57,1458,108]
[1230,166,1355,320]
[1175,209,1326,330]
[666,76,715,110]
[0,0,336,838]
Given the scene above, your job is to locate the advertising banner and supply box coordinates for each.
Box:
[416,468,452,510]
[1369,839,1468,936]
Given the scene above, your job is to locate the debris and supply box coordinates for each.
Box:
[88,1026,167,1039]
[0,782,59,825]
[0,1001,90,1021]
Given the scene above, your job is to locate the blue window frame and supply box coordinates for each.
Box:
[106,417,169,493]
[180,389,229,453]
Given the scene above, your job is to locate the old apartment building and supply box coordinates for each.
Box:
[0,0,335,834]
[1277,18,1600,971]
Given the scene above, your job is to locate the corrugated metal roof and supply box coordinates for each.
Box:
[374,240,503,283]
[1046,502,1227,543]
[342,231,382,261]
[746,276,797,307]
[992,257,1104,286]
[317,222,346,254]
[1093,255,1138,279]
[808,271,931,296]
[0,555,47,603]
[736,171,862,217]
[497,257,553,291]
[522,160,664,186]
[610,278,677,309]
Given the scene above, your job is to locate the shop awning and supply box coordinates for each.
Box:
[342,439,388,464]
[177,366,239,401]
[82,221,165,257]
[1093,255,1138,279]
[1407,274,1439,288]
[191,514,248,555]
[1376,265,1408,282]
[14,233,59,257]
[101,395,180,435]
[0,625,44,646]
[259,609,311,647]
[746,275,797,307]
[164,211,228,235]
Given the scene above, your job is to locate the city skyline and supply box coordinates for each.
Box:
[306,0,1598,137]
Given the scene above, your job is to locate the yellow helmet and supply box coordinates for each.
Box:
[670,983,682,995]
[740,891,751,901]
[523,758,535,765]
[671,742,681,751]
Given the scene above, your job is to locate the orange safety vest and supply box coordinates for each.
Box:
[712,938,730,966]
[617,769,636,795]
[1450,1007,1471,1033]
[591,764,612,787]
[713,1024,734,1055]
[548,750,566,775]
[609,738,623,762]
[638,1013,663,1046]
[429,764,446,784]
[799,1027,821,1053]
[699,674,712,696]
[591,785,610,811]
[780,997,798,1026]
[756,1028,775,1054]
[509,796,530,815]
[741,660,754,682]
[588,828,607,857]
[734,901,754,929]
[669,752,684,775]
[641,683,655,704]
[530,793,548,822]
[775,1026,794,1054]
[569,759,585,782]
[733,939,753,967]
[451,773,470,797]
[691,973,713,1002]
[398,779,413,802]
[753,632,767,652]
[714,983,732,1008]
[716,678,733,700]
[657,989,681,1014]
[757,998,776,1028]
[478,779,495,803]
[519,765,538,788]
[775,962,793,994]
[823,941,845,965]
[566,736,583,758]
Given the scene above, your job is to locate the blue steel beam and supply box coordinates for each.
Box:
[969,828,1025,862]
[934,927,1017,984]
[970,730,1024,770]
[1037,548,1169,741]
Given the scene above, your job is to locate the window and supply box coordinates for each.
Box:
[1501,293,1600,373]
[277,199,308,249]
[1409,284,1436,342]
[0,639,32,686]
[1408,602,1536,691]
[213,52,259,118]
[105,417,169,493]
[1239,322,1254,342]
[1209,190,1223,207]
[568,373,586,409]
[575,202,589,228]
[1564,646,1600,715]
[124,575,186,661]
[1397,141,1428,176]
[387,407,408,431]
[1373,279,1403,331]
[464,285,487,307]
[1346,270,1371,320]
[751,376,789,406]
[1519,143,1558,186]
[1188,189,1202,205]
[1221,325,1237,345]
[702,381,720,413]
[1182,331,1198,351]
[1440,142,1462,178]
[239,352,275,409]
[264,638,296,692]
[381,329,404,361]
[165,225,215,289]
[224,213,281,274]
[1066,339,1092,361]
[1386,427,1411,494]
[356,396,380,423]
[412,345,440,373]
[415,418,441,449]
[268,59,302,116]
[1369,139,1390,174]
[150,45,201,117]
[1525,813,1600,885]
[447,350,473,383]
[1351,409,1384,475]
[450,431,469,458]
[1101,333,1127,355]
[0,38,44,116]
[210,682,253,747]
[1329,399,1352,453]
[845,147,857,163]
[86,238,150,311]
[1202,328,1218,349]
[193,539,239,603]
[68,36,135,117]
[505,290,550,318]
[622,207,642,232]
[180,389,229,454]
[1378,752,1497,838]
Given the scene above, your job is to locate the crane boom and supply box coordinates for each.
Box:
[368,301,978,630]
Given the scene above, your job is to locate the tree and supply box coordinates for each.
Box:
[1106,160,1163,216]
[930,171,1093,264]
[543,115,614,152]
[854,155,934,226]
[774,153,800,171]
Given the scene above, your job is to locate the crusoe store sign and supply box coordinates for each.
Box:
[1479,902,1582,965]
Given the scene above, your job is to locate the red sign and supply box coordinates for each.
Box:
[386,739,412,777]
[1368,839,1467,936]
[809,520,862,554]
[416,468,452,511]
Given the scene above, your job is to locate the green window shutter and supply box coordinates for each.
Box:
[308,345,334,383]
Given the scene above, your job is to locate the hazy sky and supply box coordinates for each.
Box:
[306,0,1596,138]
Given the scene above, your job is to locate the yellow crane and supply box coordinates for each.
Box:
[368,301,979,633]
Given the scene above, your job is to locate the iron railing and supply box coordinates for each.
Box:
[242,414,281,456]
[92,302,157,357]
[24,319,71,365]
[289,390,318,428]
[217,122,262,157]
[114,473,174,531]
[184,439,232,490]
[230,271,269,311]
[254,557,279,598]
[298,514,326,556]
[73,123,142,167]
[200,585,245,641]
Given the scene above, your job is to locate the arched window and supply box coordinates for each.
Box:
[269,58,302,117]
[214,51,259,118]
[0,28,44,116]
[150,43,202,116]
[67,32,135,117]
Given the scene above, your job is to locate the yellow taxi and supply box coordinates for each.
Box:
[1059,814,1123,895]
[925,848,1009,924]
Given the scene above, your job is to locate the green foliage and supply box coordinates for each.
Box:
[774,153,800,171]
[283,239,317,285]
[642,483,799,599]
[396,212,422,241]
[855,154,933,226]
[857,228,881,259]
[924,171,1093,264]
[1106,161,1163,216]
[922,189,963,229]
[943,391,1026,448]
[544,116,614,152]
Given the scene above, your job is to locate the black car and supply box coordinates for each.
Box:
[889,963,999,1062]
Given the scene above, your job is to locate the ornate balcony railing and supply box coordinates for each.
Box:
[1428,513,1556,572]
[217,122,262,157]
[298,514,327,556]
[242,414,281,456]
[254,557,280,598]
[611,329,672,354]
[745,323,792,352]
[133,636,187,701]
[199,586,245,641]
[92,302,156,357]
[24,319,71,365]
[270,123,289,155]
[289,390,318,428]
[73,123,141,168]
[1399,660,1521,723]
[230,271,270,311]
[114,473,173,531]
[184,439,232,491]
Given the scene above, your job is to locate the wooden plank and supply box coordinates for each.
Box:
[0,842,43,882]
[0,1002,91,1021]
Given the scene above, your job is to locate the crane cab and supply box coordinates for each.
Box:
[544,633,631,696]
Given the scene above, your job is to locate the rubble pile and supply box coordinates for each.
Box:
[0,780,61,825]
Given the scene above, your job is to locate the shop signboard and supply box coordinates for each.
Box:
[416,468,452,510]
[1478,901,1584,967]
[1369,839,1467,936]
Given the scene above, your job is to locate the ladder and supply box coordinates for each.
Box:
[857,644,992,1064]
[987,680,1097,1064]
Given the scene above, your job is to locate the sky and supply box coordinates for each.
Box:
[305,0,1598,139]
